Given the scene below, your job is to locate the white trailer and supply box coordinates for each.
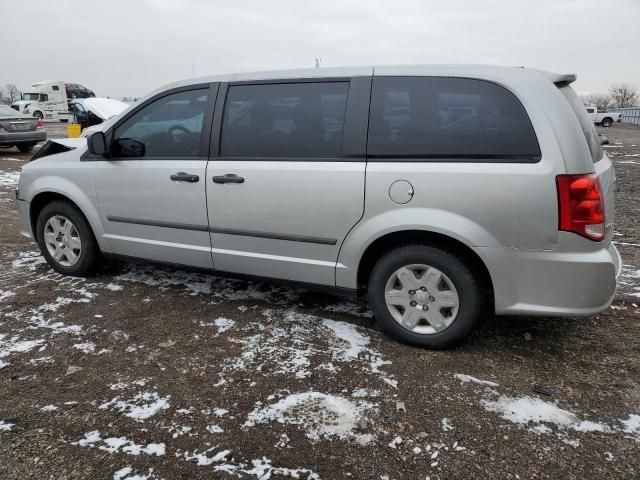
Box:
[11,81,95,122]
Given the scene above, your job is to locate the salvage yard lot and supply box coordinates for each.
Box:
[1,124,640,479]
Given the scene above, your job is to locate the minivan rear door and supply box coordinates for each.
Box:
[206,77,371,285]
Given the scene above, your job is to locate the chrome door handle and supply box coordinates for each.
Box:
[212,174,244,184]
[170,172,199,183]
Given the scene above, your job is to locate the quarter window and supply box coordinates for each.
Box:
[368,77,541,161]
[220,82,349,158]
[112,89,208,158]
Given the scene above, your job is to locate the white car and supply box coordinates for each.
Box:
[585,107,620,127]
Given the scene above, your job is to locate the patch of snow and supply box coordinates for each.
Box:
[441,418,454,431]
[620,414,640,438]
[0,289,15,302]
[454,373,499,387]
[100,391,170,421]
[213,408,228,417]
[73,342,96,354]
[0,334,46,368]
[0,420,15,431]
[178,446,231,465]
[206,424,224,433]
[245,391,375,443]
[40,404,58,412]
[482,396,609,433]
[388,436,402,448]
[0,170,20,187]
[73,431,165,456]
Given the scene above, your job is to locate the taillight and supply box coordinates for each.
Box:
[556,173,605,241]
[37,119,44,129]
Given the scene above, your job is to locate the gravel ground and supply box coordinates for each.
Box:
[0,123,639,479]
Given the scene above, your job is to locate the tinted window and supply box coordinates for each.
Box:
[39,94,49,102]
[368,77,540,161]
[52,85,59,91]
[112,89,208,158]
[221,82,349,157]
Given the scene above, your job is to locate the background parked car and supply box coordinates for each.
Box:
[585,106,620,127]
[0,105,46,152]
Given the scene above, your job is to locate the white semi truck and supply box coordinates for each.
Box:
[11,81,95,122]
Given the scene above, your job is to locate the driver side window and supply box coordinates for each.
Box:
[112,89,209,158]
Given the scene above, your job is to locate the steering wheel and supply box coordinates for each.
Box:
[168,125,190,144]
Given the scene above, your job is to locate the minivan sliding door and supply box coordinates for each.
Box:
[206,77,371,285]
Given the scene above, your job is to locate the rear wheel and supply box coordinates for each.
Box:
[368,245,484,349]
[17,144,35,153]
[36,201,99,276]
[601,117,613,127]
[33,111,43,120]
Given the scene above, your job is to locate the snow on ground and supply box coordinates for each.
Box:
[100,391,171,421]
[619,265,640,298]
[72,431,165,456]
[0,420,15,431]
[245,391,376,444]
[113,466,157,480]
[0,170,20,187]
[0,334,46,369]
[481,395,620,434]
[453,373,499,387]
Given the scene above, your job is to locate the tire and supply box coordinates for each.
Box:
[36,200,99,276]
[368,245,484,349]
[33,111,43,120]
[17,144,34,153]
[601,117,613,127]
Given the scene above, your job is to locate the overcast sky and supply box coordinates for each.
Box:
[1,0,638,99]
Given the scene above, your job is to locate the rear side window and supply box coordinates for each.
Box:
[368,77,541,161]
[558,84,603,163]
[221,82,349,158]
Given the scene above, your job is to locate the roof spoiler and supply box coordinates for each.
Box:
[533,70,577,85]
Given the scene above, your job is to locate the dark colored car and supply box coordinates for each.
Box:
[0,105,46,152]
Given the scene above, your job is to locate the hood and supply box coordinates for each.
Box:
[82,98,129,120]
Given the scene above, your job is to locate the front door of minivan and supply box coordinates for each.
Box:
[206,78,370,285]
[95,84,217,268]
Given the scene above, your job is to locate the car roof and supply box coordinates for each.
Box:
[141,64,576,106]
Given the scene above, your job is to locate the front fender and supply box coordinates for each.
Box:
[336,208,500,289]
[23,175,111,253]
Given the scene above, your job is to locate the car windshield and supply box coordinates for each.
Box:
[0,105,22,117]
[22,93,39,101]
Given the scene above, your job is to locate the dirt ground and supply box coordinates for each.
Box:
[0,122,639,480]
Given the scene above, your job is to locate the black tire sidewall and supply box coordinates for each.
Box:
[602,118,612,127]
[368,246,483,349]
[17,145,34,153]
[36,201,97,276]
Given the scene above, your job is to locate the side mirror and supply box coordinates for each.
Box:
[87,131,108,155]
[113,138,145,158]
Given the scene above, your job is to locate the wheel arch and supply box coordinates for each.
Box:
[29,188,110,252]
[355,229,494,306]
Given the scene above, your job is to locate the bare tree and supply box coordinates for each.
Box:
[4,83,21,103]
[609,83,639,108]
[583,93,612,110]
[0,87,8,105]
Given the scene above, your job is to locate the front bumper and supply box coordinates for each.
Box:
[15,198,33,239]
[0,130,46,146]
[477,233,622,316]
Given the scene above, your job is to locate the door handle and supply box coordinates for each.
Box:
[170,172,199,183]
[212,174,245,184]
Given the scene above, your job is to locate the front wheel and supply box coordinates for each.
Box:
[368,245,484,349]
[601,117,613,127]
[36,201,99,276]
[33,111,43,120]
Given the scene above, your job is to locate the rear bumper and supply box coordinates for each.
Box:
[0,130,46,145]
[15,198,33,239]
[477,233,621,316]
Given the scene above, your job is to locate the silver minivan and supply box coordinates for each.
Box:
[15,65,621,348]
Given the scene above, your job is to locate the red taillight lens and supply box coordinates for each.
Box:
[556,173,605,241]
[37,119,44,129]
